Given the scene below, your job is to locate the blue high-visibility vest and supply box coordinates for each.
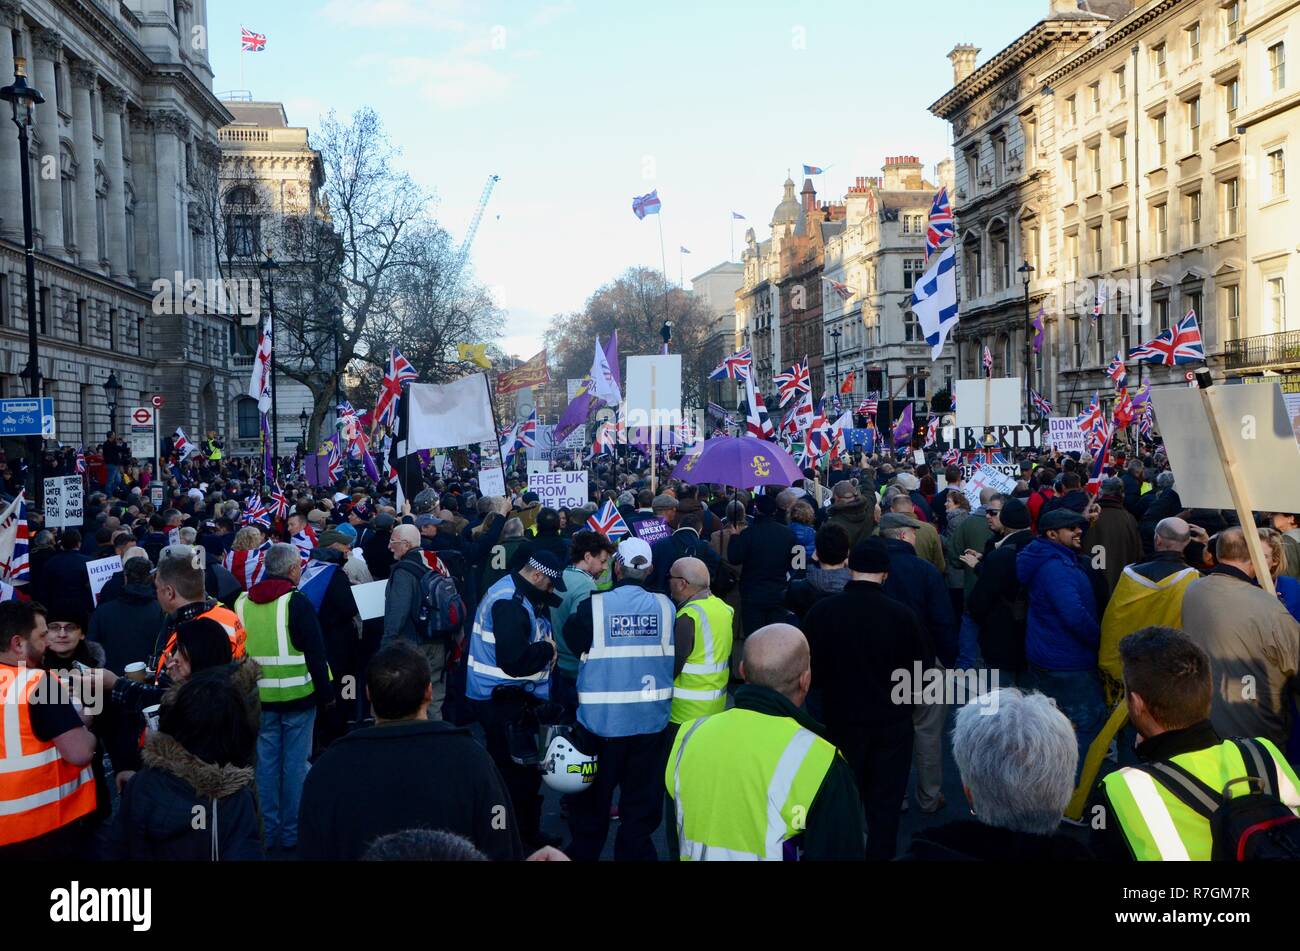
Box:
[577,584,676,737]
[467,575,553,701]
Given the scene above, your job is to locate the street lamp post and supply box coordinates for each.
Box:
[1,59,46,505]
[103,372,121,438]
[829,327,842,406]
[1018,260,1036,421]
[299,407,308,449]
[260,249,280,478]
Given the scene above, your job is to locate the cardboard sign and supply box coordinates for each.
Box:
[527,471,588,509]
[479,465,506,498]
[1048,417,1086,454]
[955,378,1023,428]
[527,460,551,477]
[150,485,164,507]
[631,516,672,547]
[87,556,123,606]
[43,476,83,529]
[350,579,388,621]
[965,464,1019,510]
[625,355,683,429]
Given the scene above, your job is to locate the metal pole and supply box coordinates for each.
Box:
[1024,277,1032,421]
[266,265,279,480]
[15,113,42,506]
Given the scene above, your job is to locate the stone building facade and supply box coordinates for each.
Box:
[0,0,236,462]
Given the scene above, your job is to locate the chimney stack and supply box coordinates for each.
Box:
[949,44,980,85]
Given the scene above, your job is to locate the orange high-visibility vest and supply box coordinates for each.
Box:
[154,604,247,679]
[0,663,97,847]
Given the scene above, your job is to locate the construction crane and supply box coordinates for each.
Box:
[447,174,499,300]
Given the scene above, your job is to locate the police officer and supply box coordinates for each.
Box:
[466,551,563,851]
[1093,626,1300,860]
[563,538,679,861]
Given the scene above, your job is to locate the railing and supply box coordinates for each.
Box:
[1224,330,1300,371]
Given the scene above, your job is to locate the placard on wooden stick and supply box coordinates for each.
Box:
[955,377,1023,429]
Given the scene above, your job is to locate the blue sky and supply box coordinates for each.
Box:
[210,0,1040,357]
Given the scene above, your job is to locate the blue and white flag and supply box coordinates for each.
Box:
[911,246,958,360]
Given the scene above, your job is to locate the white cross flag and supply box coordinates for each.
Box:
[912,246,958,360]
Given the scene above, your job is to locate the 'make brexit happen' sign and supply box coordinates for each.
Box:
[527,471,588,510]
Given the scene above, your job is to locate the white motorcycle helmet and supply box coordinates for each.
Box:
[540,726,598,794]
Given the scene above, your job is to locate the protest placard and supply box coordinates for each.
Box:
[632,516,672,547]
[87,556,123,606]
[527,471,588,509]
[43,476,83,529]
[1048,417,1086,453]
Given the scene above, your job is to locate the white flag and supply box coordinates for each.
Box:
[589,336,622,407]
[249,314,273,413]
[406,374,498,452]
[912,246,958,360]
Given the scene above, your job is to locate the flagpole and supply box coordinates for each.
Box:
[730,215,735,263]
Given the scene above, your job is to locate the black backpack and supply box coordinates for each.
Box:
[1136,737,1300,861]
[396,560,467,645]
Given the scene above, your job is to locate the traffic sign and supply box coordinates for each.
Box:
[132,407,154,427]
[0,398,55,438]
[151,395,164,409]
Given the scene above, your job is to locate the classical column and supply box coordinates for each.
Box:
[151,110,189,281]
[100,86,128,280]
[70,64,100,270]
[29,27,64,257]
[0,0,22,240]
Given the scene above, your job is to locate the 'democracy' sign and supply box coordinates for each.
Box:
[1047,417,1086,453]
[527,471,588,509]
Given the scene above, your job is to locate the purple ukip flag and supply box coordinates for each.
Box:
[892,403,915,450]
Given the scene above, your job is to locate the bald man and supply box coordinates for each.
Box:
[665,624,865,861]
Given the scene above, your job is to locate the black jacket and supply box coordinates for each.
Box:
[105,733,262,861]
[649,528,720,594]
[881,539,957,667]
[965,529,1035,673]
[727,514,796,608]
[37,550,94,615]
[488,573,557,679]
[87,582,166,675]
[803,580,929,731]
[299,719,524,861]
[899,819,1094,861]
[1139,488,1184,557]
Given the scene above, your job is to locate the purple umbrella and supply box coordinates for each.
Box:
[669,436,804,489]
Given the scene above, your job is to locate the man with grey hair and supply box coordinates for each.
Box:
[665,624,865,860]
[1139,470,1183,557]
[902,688,1089,859]
[1082,476,1142,594]
[235,542,333,854]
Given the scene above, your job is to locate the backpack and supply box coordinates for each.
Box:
[1136,737,1300,861]
[399,561,467,644]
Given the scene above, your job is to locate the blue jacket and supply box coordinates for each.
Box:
[882,538,957,667]
[1016,539,1100,671]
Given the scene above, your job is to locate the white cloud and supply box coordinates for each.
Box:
[381,56,512,109]
[320,0,469,32]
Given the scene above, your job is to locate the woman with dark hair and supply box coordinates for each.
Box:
[105,668,263,860]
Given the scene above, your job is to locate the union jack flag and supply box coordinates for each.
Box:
[587,501,630,541]
[1029,388,1054,416]
[269,483,290,520]
[632,190,662,219]
[591,421,616,458]
[943,447,961,466]
[243,497,272,530]
[74,448,86,475]
[805,406,833,460]
[1087,420,1114,494]
[241,27,267,52]
[0,493,30,584]
[744,378,776,441]
[926,186,954,260]
[224,540,271,592]
[982,346,994,375]
[1106,353,1128,387]
[963,448,1008,467]
[924,415,940,448]
[826,279,854,301]
[1128,311,1205,366]
[1078,392,1104,438]
[774,359,811,408]
[516,410,538,450]
[1139,401,1155,439]
[1092,287,1108,319]
[291,526,318,565]
[372,348,419,431]
[709,348,752,382]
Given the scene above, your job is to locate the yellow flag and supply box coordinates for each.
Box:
[458,343,492,369]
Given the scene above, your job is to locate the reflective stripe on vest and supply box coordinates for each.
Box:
[577,587,675,737]
[0,665,96,845]
[466,575,552,701]
[236,594,314,702]
[668,708,835,861]
[671,596,733,723]
[155,604,246,679]
[1103,737,1300,861]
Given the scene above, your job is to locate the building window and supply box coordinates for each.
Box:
[0,274,6,327]
[1067,95,1078,127]
[237,398,261,439]
[1268,148,1286,200]
[964,149,978,194]
[1188,96,1201,151]
[1154,113,1168,165]
[76,298,86,343]
[60,146,76,249]
[109,307,117,350]
[1090,225,1103,273]
[964,244,983,298]
[994,232,1010,291]
[1271,42,1286,92]
[1153,43,1168,80]
[1269,277,1287,333]
[38,287,48,334]
[1223,284,1240,341]
[903,258,925,290]
[53,63,66,112]
[1073,316,1083,367]
[137,316,146,357]
[1155,296,1171,332]
[1225,78,1239,136]
[1184,189,1201,245]
[1067,154,1078,201]
[1112,217,1129,264]
[1090,82,1101,115]
[1115,132,1128,182]
[993,135,1007,184]
[1097,311,1108,365]
[1188,21,1201,62]
[1065,232,1079,280]
[1152,203,1168,255]
[1222,177,1240,233]
[1225,1,1241,41]
[1186,289,1203,323]
[1024,115,1038,167]
[1026,223,1041,270]
[904,311,920,343]
[1089,145,1102,193]
[1115,64,1127,101]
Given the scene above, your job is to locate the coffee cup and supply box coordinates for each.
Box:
[142,704,161,733]
[125,662,148,683]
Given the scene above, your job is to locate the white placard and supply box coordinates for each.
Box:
[43,476,83,529]
[87,555,123,606]
[406,375,497,452]
[1047,416,1086,453]
[625,355,683,428]
[527,471,589,509]
[527,460,551,477]
[478,465,506,498]
[912,450,926,465]
[955,378,1023,428]
[965,464,1018,510]
[350,579,389,621]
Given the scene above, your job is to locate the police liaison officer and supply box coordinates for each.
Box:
[563,538,682,861]
[466,551,564,851]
